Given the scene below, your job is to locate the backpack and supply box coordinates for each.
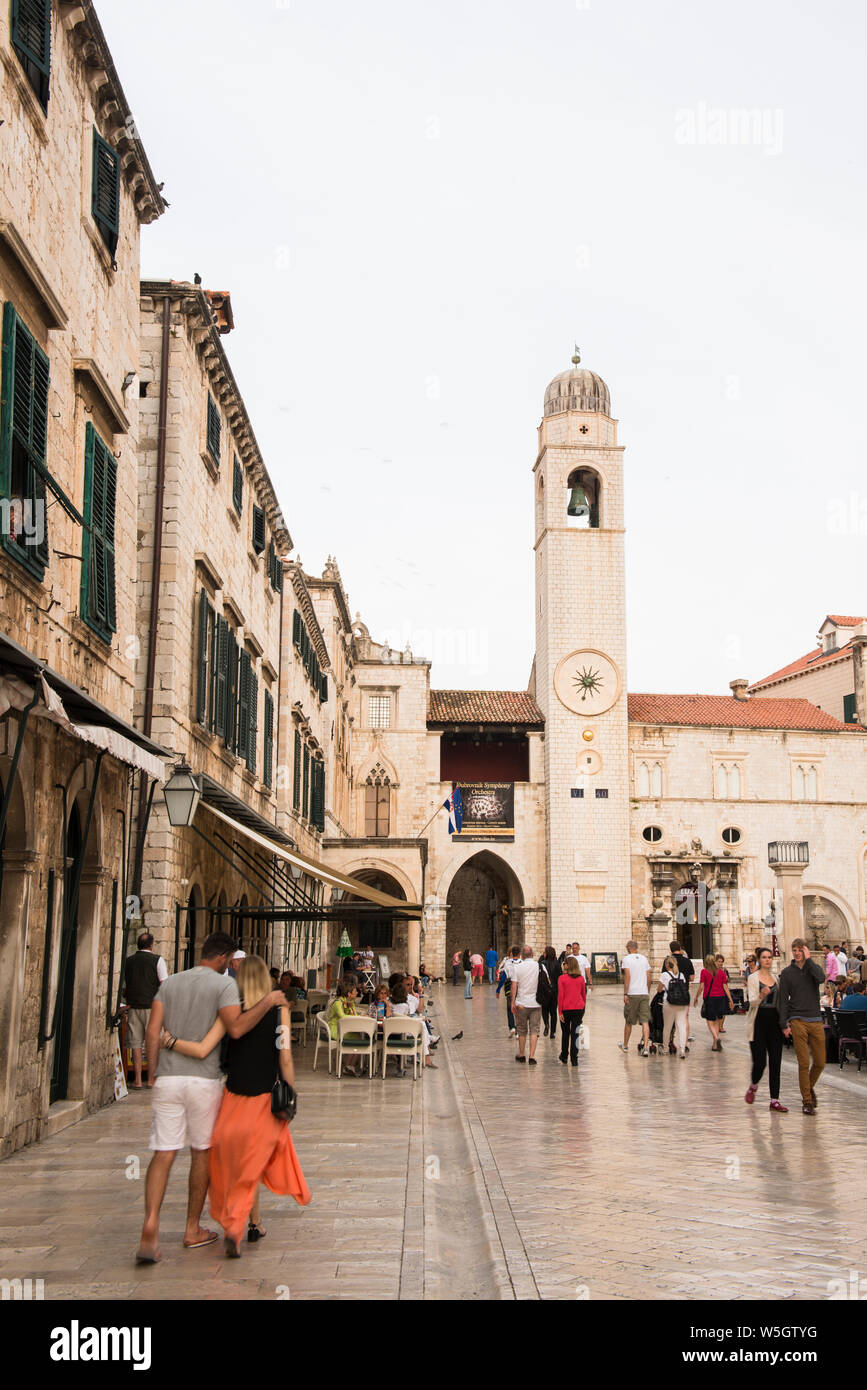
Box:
[666,971,690,1006]
[536,961,552,1007]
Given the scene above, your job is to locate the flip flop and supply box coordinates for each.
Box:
[135,1249,161,1264]
[224,1236,242,1259]
[183,1230,219,1249]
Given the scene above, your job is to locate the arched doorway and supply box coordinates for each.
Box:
[446,852,524,966]
[341,870,408,966]
[50,803,82,1104]
[184,884,203,971]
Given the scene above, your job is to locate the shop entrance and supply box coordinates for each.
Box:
[50,804,81,1104]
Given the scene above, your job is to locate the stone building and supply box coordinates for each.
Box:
[0,0,165,1154]
[135,280,292,975]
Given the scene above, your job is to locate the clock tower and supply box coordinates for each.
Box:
[533,351,631,958]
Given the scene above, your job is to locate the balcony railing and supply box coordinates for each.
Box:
[768,841,809,866]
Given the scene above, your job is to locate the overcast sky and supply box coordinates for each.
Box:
[100,0,867,694]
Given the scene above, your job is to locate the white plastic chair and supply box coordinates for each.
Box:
[337,1014,379,1079]
[313,1011,336,1073]
[381,1016,424,1079]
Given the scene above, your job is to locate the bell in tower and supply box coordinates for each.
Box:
[567,485,590,519]
[566,468,600,528]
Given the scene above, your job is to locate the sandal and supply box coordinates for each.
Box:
[247,1223,267,1243]
[224,1236,242,1258]
[183,1229,219,1249]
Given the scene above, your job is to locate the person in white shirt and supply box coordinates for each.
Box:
[836,946,849,975]
[498,947,521,1036]
[566,943,593,991]
[511,945,542,1064]
[619,941,652,1057]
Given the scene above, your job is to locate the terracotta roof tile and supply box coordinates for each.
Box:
[428,690,544,726]
[750,643,853,689]
[825,615,866,627]
[627,693,859,732]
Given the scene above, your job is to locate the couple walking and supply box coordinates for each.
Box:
[136,932,310,1263]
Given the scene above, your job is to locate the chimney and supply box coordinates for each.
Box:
[730,678,750,702]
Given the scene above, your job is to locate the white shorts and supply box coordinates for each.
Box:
[149,1076,224,1152]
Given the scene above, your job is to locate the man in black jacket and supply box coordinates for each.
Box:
[778,938,826,1115]
[123,932,167,1089]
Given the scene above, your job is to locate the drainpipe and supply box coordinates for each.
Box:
[132,294,172,898]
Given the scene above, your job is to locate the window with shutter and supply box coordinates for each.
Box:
[246,667,258,774]
[225,629,238,748]
[236,650,251,760]
[80,423,117,641]
[232,455,243,514]
[263,689,274,788]
[844,693,858,724]
[195,589,214,725]
[292,610,301,648]
[302,745,310,820]
[1,303,50,579]
[252,505,265,554]
[320,674,328,704]
[293,729,302,811]
[206,394,221,466]
[11,0,51,110]
[91,129,120,259]
[212,616,229,737]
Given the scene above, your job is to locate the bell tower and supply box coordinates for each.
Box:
[533,349,631,957]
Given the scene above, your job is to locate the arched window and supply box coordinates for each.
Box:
[805,765,818,800]
[638,762,650,797]
[364,764,391,837]
[650,762,663,797]
[565,468,601,529]
[717,763,742,799]
[795,764,806,800]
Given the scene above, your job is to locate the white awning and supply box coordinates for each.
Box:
[0,675,166,781]
[200,800,420,914]
[71,723,166,783]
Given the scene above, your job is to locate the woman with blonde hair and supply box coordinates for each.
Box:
[162,954,310,1257]
[658,955,690,1059]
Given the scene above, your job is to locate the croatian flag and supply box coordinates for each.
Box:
[444,783,463,834]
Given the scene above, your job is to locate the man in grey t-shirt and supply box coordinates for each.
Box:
[135,931,285,1264]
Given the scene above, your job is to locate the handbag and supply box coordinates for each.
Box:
[536,961,552,1007]
[271,1077,297,1123]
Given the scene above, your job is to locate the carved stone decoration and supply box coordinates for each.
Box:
[807,895,830,953]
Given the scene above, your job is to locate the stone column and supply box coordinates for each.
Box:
[773,863,807,960]
[645,902,672,972]
[422,897,447,978]
[407,917,421,977]
[0,851,38,1157]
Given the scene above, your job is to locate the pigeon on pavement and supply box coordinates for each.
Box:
[451,1031,463,1040]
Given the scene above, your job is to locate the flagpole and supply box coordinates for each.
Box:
[416,803,443,839]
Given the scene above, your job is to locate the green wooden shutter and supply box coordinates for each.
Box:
[302,745,310,820]
[213,616,228,737]
[195,589,212,724]
[236,650,251,759]
[232,455,243,513]
[292,609,301,648]
[843,693,857,724]
[206,394,221,465]
[246,668,258,774]
[81,423,117,640]
[92,129,120,258]
[225,628,238,749]
[320,673,328,704]
[263,690,274,788]
[293,729,301,810]
[312,761,325,832]
[1,303,50,578]
[11,0,51,111]
[252,505,265,554]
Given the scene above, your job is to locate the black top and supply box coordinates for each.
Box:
[226,1006,281,1097]
[778,958,825,1028]
[674,952,695,981]
[124,950,161,1008]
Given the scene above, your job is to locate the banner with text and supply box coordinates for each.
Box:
[454,782,515,840]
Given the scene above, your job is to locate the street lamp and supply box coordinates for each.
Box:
[163,762,201,827]
[289,862,303,881]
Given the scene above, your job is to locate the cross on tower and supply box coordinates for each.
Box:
[579,424,589,434]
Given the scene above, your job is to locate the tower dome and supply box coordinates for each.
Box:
[543,350,610,417]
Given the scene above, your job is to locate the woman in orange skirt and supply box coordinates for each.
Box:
[164,954,310,1257]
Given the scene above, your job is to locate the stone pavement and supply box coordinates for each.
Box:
[436,980,867,1300]
[1,983,865,1302]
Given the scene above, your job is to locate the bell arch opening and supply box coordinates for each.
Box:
[566,467,601,529]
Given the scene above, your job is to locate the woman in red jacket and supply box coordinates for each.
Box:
[558,957,587,1066]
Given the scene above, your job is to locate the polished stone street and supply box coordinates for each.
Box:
[1,985,865,1301]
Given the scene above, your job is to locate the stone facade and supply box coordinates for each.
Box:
[0,3,164,1155]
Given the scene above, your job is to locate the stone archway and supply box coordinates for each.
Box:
[0,764,34,1154]
[445,851,525,968]
[341,869,409,966]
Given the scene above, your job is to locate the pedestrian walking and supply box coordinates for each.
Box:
[462,947,473,999]
[135,932,286,1264]
[618,941,651,1057]
[497,946,520,1036]
[557,956,586,1065]
[658,955,690,1058]
[825,947,839,983]
[122,931,167,1089]
[485,945,499,984]
[693,953,733,1051]
[470,951,484,986]
[452,950,461,986]
[162,954,311,1256]
[512,945,541,1064]
[670,940,695,1043]
[744,946,788,1112]
[539,946,561,1038]
[778,938,826,1116]
[715,954,731,1033]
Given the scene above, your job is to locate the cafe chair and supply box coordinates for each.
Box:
[289,997,309,1048]
[381,1016,424,1080]
[336,1015,379,1079]
[313,1011,336,1074]
[834,1011,867,1070]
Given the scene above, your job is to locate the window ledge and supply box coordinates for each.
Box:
[226,505,241,532]
[81,216,117,281]
[70,610,112,651]
[0,47,48,145]
[248,549,263,570]
[0,220,68,329]
[200,449,220,481]
[73,358,130,434]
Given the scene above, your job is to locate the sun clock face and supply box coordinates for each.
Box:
[553,649,621,716]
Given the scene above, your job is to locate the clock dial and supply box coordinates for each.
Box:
[554,649,621,716]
